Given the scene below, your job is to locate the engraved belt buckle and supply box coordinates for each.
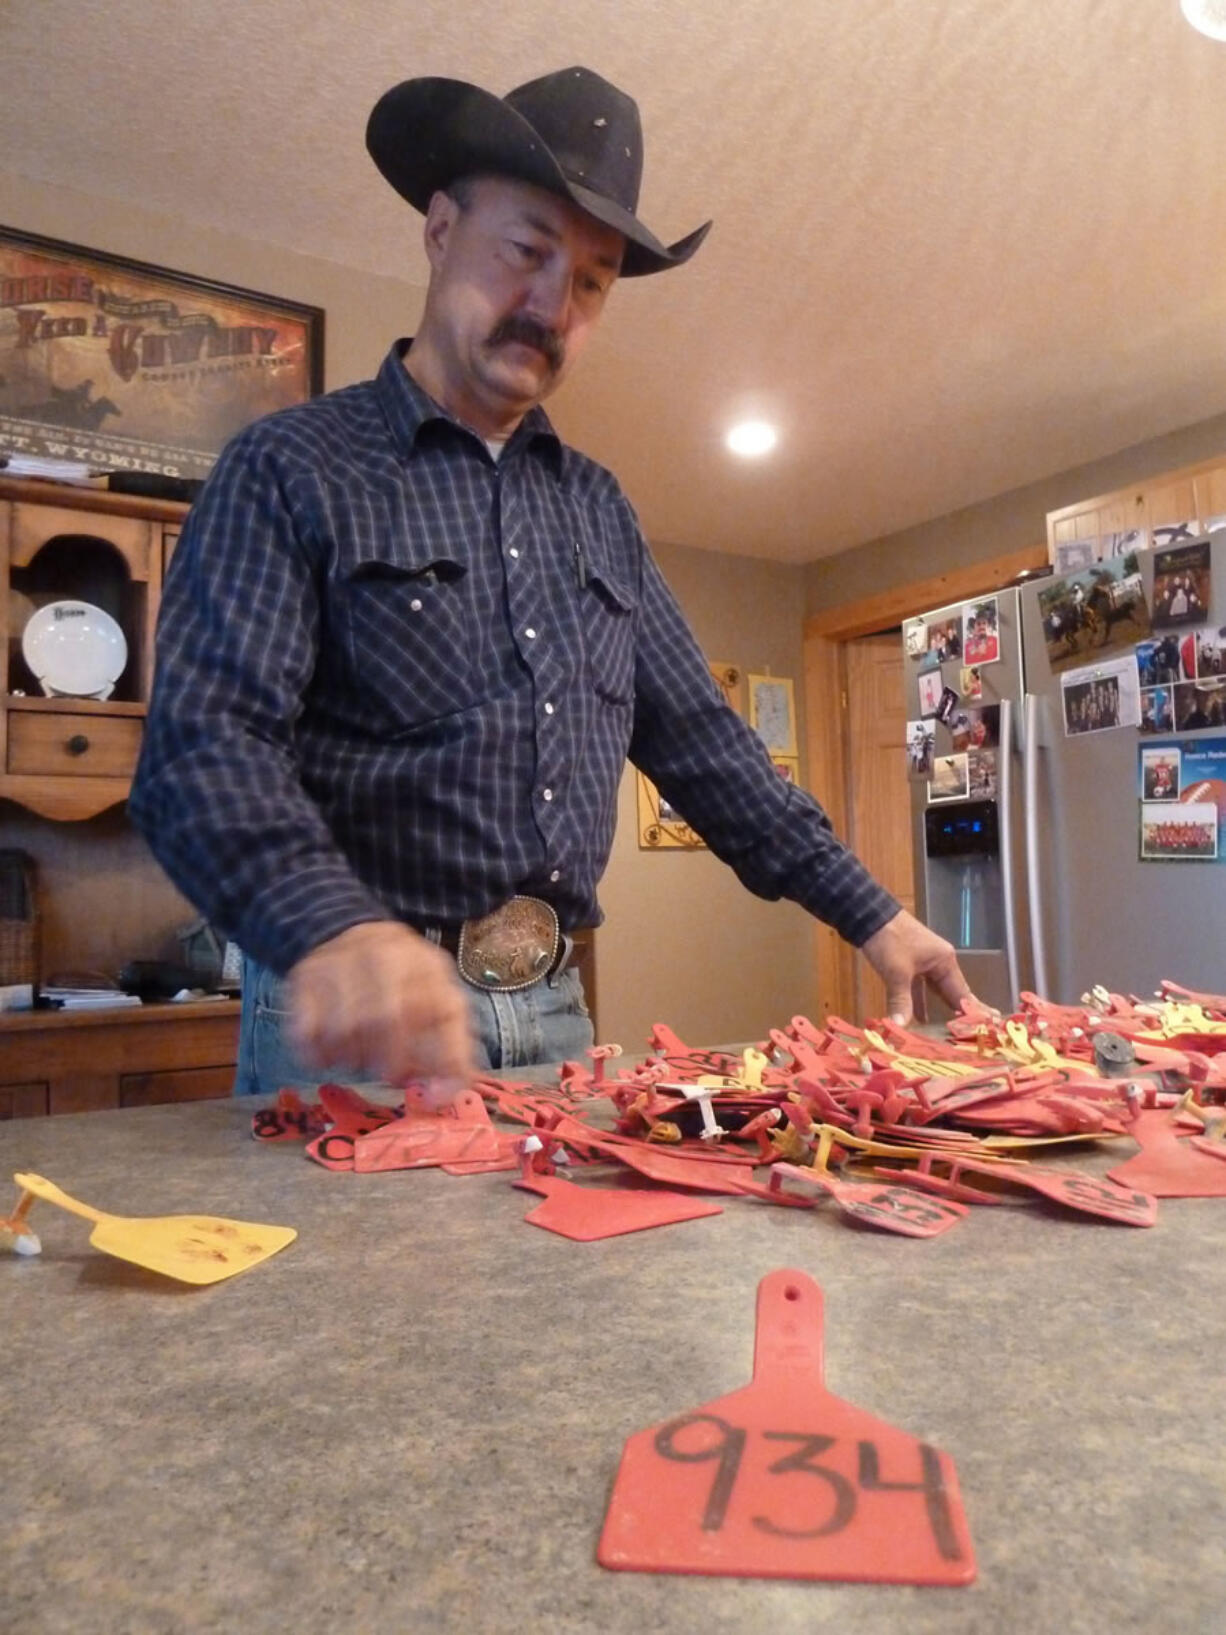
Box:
[456,896,561,992]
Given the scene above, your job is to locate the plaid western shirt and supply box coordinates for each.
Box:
[129,341,899,975]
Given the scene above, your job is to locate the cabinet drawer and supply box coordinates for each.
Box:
[7,711,143,778]
[0,1081,49,1119]
[120,1065,235,1106]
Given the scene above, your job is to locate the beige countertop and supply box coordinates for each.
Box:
[2,1093,1224,1635]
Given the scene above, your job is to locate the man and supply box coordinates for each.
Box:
[130,66,968,1098]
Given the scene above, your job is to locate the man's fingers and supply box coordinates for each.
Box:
[885,978,913,1025]
[860,907,977,1025]
[930,961,973,1012]
[287,922,477,1086]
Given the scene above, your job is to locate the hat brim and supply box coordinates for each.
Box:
[366,77,710,277]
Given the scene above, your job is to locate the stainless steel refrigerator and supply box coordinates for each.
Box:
[903,530,1226,1011]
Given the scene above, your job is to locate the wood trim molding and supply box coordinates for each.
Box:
[802,631,856,1022]
[0,475,189,524]
[803,542,1048,642]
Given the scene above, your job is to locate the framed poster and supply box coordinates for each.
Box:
[747,674,797,756]
[0,225,324,480]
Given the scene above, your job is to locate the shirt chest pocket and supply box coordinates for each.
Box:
[333,552,479,727]
[579,548,637,705]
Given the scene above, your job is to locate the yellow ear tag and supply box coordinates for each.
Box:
[1004,1020,1036,1059]
[739,1047,770,1088]
[11,1173,296,1286]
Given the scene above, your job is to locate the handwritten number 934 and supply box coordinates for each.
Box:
[653,1412,963,1560]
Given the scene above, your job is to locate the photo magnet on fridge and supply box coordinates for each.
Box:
[924,617,963,664]
[1137,735,1226,863]
[1038,552,1151,673]
[1141,746,1181,801]
[1195,626,1226,679]
[1140,803,1218,860]
[967,746,997,799]
[1061,656,1141,736]
[934,685,960,727]
[960,665,983,701]
[948,704,1000,753]
[1139,686,1175,735]
[1174,677,1226,731]
[1152,521,1202,550]
[917,670,945,718]
[1136,634,1187,688]
[1104,528,1148,559]
[904,618,928,658]
[962,597,1000,665]
[1053,539,1099,576]
[928,752,970,803]
[906,719,935,777]
[1152,539,1211,629]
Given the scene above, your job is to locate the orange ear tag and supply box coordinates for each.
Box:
[598,1269,975,1584]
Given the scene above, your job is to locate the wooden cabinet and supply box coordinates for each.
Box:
[1046,454,1226,562]
[0,480,235,1116]
[0,1000,240,1117]
[0,476,188,820]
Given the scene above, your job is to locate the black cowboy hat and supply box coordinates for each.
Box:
[366,66,711,278]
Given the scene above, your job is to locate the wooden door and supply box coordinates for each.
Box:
[845,633,915,1021]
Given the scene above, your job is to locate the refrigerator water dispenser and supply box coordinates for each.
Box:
[923,799,1003,952]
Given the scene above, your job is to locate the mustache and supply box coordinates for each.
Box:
[486,314,564,373]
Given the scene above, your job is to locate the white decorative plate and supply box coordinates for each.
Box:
[21,600,128,699]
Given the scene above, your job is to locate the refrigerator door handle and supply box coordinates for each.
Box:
[997,698,1020,1010]
[1023,691,1051,999]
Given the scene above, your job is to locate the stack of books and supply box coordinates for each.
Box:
[40,977,141,1011]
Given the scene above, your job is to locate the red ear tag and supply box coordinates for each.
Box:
[598,1269,975,1584]
[515,1173,722,1240]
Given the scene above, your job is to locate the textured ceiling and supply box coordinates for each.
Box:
[3,1,1226,562]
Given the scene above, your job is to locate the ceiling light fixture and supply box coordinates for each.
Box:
[1182,0,1226,41]
[726,420,778,458]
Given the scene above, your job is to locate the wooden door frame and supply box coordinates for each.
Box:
[803,542,1047,1020]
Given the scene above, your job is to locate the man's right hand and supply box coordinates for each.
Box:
[286,921,476,1090]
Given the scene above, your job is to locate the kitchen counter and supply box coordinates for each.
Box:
[3,1093,1225,1635]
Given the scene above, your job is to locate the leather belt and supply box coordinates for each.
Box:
[422,896,574,993]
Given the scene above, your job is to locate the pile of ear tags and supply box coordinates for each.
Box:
[7,980,1225,1584]
[243,977,1226,1241]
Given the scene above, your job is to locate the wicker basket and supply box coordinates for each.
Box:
[0,849,39,990]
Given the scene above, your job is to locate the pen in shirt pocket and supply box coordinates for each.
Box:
[573,539,587,589]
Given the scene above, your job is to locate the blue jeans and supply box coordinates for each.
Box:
[232,954,593,1096]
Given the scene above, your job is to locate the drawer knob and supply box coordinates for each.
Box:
[65,734,90,757]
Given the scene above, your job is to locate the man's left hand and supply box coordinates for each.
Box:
[860,908,972,1024]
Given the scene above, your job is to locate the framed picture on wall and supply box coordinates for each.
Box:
[635,770,707,849]
[0,225,324,481]
[747,673,797,756]
[637,659,741,849]
[709,660,743,713]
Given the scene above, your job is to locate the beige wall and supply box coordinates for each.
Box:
[0,170,823,1042]
[805,410,1226,620]
[599,542,816,1050]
